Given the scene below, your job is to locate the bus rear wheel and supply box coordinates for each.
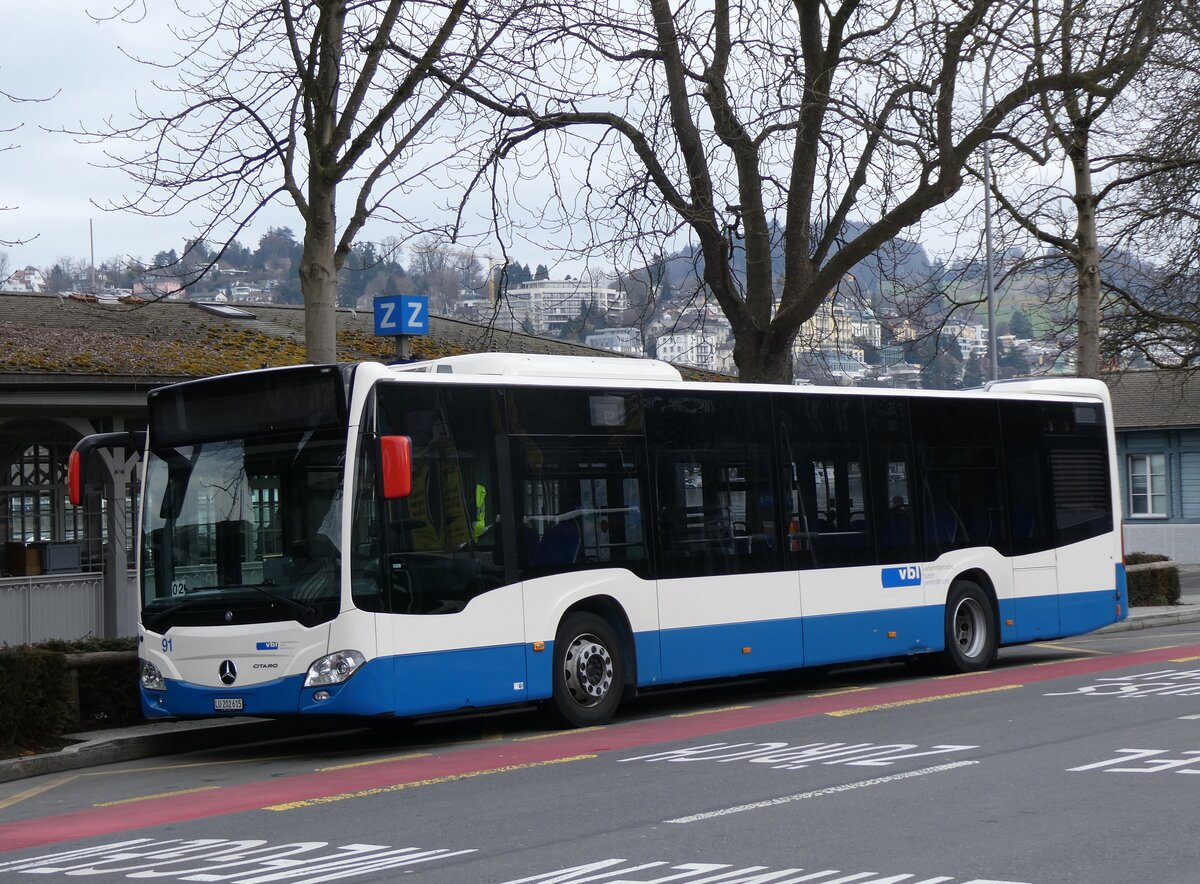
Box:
[942,580,996,673]
[550,612,624,727]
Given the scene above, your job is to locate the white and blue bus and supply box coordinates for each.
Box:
[71,353,1126,727]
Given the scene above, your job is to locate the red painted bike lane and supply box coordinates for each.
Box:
[2,643,1194,853]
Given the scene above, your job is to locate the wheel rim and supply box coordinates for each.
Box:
[562,633,614,708]
[952,596,987,659]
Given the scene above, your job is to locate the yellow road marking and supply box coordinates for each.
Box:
[316,752,432,772]
[1170,655,1200,663]
[826,684,1021,717]
[94,785,221,807]
[0,775,79,812]
[1032,642,1107,655]
[263,754,597,811]
[808,686,870,699]
[103,754,313,775]
[515,726,606,741]
[671,705,752,718]
[1141,645,1181,652]
[934,670,996,680]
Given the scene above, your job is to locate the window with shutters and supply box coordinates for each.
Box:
[1182,452,1200,520]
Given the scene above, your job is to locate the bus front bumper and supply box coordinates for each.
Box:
[140,657,395,719]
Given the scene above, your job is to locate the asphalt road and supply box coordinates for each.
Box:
[4,624,1200,883]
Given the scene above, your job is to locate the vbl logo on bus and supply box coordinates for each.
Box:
[882,565,922,588]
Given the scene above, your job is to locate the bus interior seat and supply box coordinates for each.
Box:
[532,519,581,567]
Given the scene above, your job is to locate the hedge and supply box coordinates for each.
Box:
[0,637,139,753]
[1125,553,1181,607]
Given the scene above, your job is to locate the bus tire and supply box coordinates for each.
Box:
[550,612,624,727]
[942,580,996,673]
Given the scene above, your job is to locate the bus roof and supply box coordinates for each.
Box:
[375,353,1108,406]
[390,352,683,382]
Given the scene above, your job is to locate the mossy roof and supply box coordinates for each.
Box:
[0,292,727,383]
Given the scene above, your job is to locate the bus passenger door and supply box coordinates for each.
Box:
[1002,402,1060,642]
[374,383,529,717]
[649,393,801,684]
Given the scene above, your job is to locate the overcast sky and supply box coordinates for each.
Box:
[1,5,997,281]
[2,5,300,273]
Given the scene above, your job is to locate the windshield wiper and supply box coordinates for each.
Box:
[142,594,225,632]
[188,582,316,620]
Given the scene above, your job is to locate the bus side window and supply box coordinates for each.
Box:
[513,437,649,581]
[911,399,1006,557]
[778,394,871,569]
[648,392,777,579]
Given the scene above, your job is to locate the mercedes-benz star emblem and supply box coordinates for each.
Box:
[224,610,234,623]
[219,660,237,686]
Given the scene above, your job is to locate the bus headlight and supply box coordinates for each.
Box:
[305,650,365,687]
[140,660,165,691]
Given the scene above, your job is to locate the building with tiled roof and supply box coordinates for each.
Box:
[1107,369,1200,564]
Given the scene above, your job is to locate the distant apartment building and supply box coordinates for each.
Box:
[2,266,47,293]
[585,328,644,356]
[943,321,988,360]
[793,298,882,364]
[497,278,626,335]
[655,330,726,372]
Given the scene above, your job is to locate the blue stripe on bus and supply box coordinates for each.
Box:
[658,618,804,683]
[1000,595,1060,642]
[144,586,1122,720]
[392,644,528,716]
[1060,587,1123,636]
[800,606,941,667]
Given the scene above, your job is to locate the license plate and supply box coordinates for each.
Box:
[214,697,244,711]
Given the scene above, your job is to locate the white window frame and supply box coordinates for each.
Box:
[1128,453,1168,518]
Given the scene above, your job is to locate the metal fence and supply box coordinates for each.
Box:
[0,573,136,645]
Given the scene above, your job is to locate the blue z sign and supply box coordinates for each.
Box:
[882,565,922,588]
[373,294,429,337]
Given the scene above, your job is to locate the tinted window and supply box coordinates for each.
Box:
[778,394,872,568]
[374,385,505,614]
[508,388,643,435]
[865,397,920,564]
[1045,402,1112,545]
[513,436,649,580]
[1000,400,1054,555]
[648,392,778,577]
[911,398,1007,555]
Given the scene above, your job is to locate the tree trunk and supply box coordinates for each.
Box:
[1072,145,1102,379]
[299,181,339,364]
[732,326,795,384]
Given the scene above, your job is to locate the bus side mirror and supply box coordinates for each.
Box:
[69,450,83,506]
[69,431,147,506]
[380,435,413,499]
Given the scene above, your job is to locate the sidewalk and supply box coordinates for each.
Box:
[5,568,1200,786]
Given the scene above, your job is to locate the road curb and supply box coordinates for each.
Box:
[0,719,302,785]
[1094,607,1200,634]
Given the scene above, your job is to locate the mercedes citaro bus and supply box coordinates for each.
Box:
[70,353,1126,726]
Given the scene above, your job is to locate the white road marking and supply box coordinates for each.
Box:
[665,760,979,824]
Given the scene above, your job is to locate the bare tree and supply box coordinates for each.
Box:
[409,238,486,314]
[454,0,1161,382]
[980,0,1165,378]
[1098,3,1200,368]
[82,0,517,363]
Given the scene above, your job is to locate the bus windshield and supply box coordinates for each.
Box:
[139,428,347,631]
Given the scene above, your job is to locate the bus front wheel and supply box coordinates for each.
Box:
[550,612,624,727]
[942,580,996,673]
